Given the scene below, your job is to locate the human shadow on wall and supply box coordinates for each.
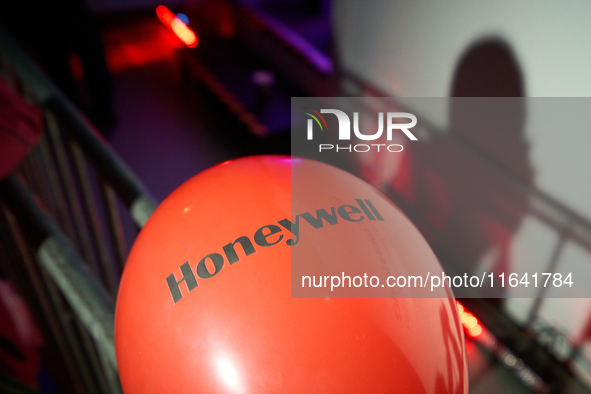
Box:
[390,39,534,294]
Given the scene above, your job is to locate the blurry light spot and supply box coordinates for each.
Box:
[520,370,533,384]
[467,324,482,338]
[251,69,276,88]
[504,354,517,367]
[176,13,189,25]
[103,19,183,73]
[457,301,483,337]
[465,316,478,329]
[156,5,198,48]
[216,356,243,393]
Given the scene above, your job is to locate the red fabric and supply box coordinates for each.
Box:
[0,279,44,386]
[0,77,43,181]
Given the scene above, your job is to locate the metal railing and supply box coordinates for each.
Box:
[0,27,158,393]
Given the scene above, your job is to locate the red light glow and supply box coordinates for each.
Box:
[467,324,483,337]
[156,5,198,48]
[457,301,483,338]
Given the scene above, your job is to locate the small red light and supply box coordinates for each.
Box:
[156,5,198,48]
[467,324,483,338]
[456,301,482,338]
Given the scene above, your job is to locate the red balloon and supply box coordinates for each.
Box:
[115,156,468,393]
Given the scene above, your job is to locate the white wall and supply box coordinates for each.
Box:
[333,0,591,98]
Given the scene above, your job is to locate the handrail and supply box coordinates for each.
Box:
[0,175,120,391]
[45,96,158,227]
[0,25,158,227]
[0,24,160,393]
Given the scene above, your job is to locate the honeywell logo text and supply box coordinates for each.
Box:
[165,199,384,304]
